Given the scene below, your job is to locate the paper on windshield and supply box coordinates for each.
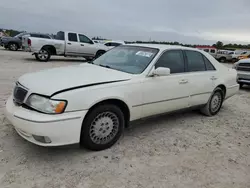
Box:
[136,51,154,57]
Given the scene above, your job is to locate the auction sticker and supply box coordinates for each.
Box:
[136,51,153,57]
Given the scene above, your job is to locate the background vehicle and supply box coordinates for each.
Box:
[195,46,217,58]
[231,50,250,62]
[1,32,52,51]
[27,31,109,62]
[233,58,250,88]
[104,40,125,49]
[215,50,234,63]
[5,44,239,151]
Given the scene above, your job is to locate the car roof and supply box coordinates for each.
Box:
[124,43,199,51]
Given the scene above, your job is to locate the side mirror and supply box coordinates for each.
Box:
[151,67,170,77]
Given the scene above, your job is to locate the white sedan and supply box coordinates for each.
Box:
[5,44,239,151]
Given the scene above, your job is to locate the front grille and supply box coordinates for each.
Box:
[237,63,250,71]
[13,85,28,105]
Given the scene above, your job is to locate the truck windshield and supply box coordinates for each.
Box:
[92,46,159,74]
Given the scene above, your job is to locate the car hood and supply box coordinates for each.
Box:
[18,63,132,96]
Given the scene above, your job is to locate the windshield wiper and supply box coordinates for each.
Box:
[99,64,112,69]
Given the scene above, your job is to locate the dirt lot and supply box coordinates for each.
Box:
[0,48,249,188]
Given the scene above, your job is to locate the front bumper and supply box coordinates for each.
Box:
[237,71,250,84]
[4,96,88,146]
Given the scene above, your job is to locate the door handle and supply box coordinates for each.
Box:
[179,79,188,84]
[210,76,217,80]
[81,44,84,46]
[67,43,72,45]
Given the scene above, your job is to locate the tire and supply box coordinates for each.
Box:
[232,58,237,63]
[35,48,51,62]
[80,104,125,151]
[95,50,105,59]
[239,83,244,89]
[200,88,224,116]
[8,43,18,51]
[219,57,226,63]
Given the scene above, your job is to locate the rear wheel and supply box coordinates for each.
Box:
[8,43,18,51]
[239,83,244,89]
[80,104,125,151]
[219,57,226,63]
[35,49,51,62]
[200,88,224,116]
[95,50,105,59]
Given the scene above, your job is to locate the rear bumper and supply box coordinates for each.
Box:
[4,96,88,146]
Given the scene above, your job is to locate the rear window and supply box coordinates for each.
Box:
[55,31,65,40]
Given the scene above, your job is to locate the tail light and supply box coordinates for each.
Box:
[28,39,31,46]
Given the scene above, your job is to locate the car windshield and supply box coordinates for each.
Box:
[92,46,159,74]
[14,33,26,38]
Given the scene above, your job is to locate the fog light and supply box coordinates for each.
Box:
[33,135,51,143]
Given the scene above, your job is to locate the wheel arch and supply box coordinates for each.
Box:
[216,84,226,98]
[83,98,130,128]
[41,45,57,55]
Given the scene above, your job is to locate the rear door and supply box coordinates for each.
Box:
[78,34,97,57]
[65,32,80,55]
[183,50,217,106]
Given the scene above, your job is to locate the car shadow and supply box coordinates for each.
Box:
[23,58,88,63]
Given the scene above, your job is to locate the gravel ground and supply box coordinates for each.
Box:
[0,48,250,188]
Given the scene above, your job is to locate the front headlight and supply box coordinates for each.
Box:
[26,94,67,114]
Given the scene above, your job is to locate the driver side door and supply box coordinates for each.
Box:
[139,50,191,118]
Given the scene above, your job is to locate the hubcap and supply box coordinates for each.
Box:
[89,112,119,144]
[38,50,48,60]
[10,44,16,50]
[211,93,222,112]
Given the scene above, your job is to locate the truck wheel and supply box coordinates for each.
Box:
[80,104,125,151]
[8,43,18,51]
[232,58,237,63]
[95,50,105,59]
[219,57,226,63]
[35,49,51,62]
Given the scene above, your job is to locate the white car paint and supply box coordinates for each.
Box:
[27,31,108,60]
[5,44,239,147]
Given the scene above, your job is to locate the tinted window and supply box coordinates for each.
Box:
[155,50,185,73]
[55,31,65,40]
[105,42,111,46]
[203,56,216,70]
[68,33,78,42]
[204,49,209,52]
[185,50,206,72]
[111,42,122,47]
[42,35,51,39]
[210,49,216,53]
[78,34,92,44]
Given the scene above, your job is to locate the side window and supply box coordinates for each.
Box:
[68,33,78,42]
[210,49,216,53]
[185,50,206,72]
[43,35,51,39]
[105,42,111,46]
[111,42,121,47]
[155,50,185,74]
[204,49,209,52]
[203,56,216,71]
[78,34,92,44]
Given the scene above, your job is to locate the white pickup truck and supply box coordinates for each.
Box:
[24,31,109,62]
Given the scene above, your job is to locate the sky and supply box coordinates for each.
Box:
[0,0,250,44]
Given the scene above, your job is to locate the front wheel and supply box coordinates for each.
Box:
[80,104,125,151]
[35,49,51,62]
[200,88,224,116]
